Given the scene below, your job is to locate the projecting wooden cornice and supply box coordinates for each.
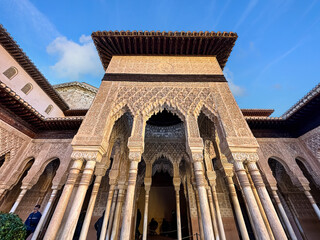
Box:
[92,30,238,70]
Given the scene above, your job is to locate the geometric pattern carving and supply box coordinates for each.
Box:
[0,126,25,162]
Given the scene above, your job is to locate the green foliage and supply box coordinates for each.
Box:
[0,212,26,240]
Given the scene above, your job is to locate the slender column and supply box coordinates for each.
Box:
[99,181,117,240]
[119,153,141,240]
[142,179,151,240]
[106,189,118,240]
[10,188,28,213]
[233,160,270,239]
[31,189,58,240]
[111,186,126,240]
[173,178,182,240]
[60,160,96,239]
[79,173,104,240]
[224,170,249,240]
[246,160,287,239]
[194,187,205,240]
[271,190,297,240]
[44,159,83,240]
[208,178,226,240]
[192,155,215,240]
[206,186,220,240]
[304,190,320,220]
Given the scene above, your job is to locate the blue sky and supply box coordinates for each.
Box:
[0,0,319,116]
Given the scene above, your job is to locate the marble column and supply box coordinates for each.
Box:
[79,165,107,240]
[173,178,182,240]
[99,180,117,240]
[192,154,215,240]
[106,189,118,240]
[206,185,220,240]
[119,152,141,240]
[246,160,287,240]
[44,159,83,240]
[31,189,59,240]
[111,186,126,240]
[224,169,249,240]
[194,186,205,240]
[271,190,297,240]
[60,160,96,239]
[142,179,151,240]
[208,177,226,240]
[232,160,270,239]
[10,188,28,213]
[304,190,320,220]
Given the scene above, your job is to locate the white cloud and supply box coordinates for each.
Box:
[223,68,246,97]
[47,35,104,80]
[234,0,259,31]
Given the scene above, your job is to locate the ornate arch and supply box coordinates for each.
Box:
[295,156,320,187]
[268,156,302,188]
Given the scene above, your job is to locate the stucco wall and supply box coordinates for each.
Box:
[0,45,64,117]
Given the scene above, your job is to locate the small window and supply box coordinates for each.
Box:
[45,105,53,114]
[21,83,33,95]
[3,66,18,80]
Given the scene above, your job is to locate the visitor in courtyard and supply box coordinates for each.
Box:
[149,218,158,236]
[24,204,42,239]
[94,210,105,240]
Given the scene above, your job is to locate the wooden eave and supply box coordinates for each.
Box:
[241,109,274,117]
[92,30,238,70]
[0,24,69,111]
[0,82,83,133]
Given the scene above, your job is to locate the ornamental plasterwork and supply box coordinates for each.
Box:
[111,85,217,122]
[152,158,173,177]
[300,126,320,160]
[145,123,185,141]
[143,142,187,164]
[0,126,26,162]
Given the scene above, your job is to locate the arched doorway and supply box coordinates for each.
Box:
[268,158,320,240]
[15,158,60,220]
[0,158,35,212]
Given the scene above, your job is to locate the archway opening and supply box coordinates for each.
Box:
[15,158,60,220]
[295,159,320,207]
[0,158,35,212]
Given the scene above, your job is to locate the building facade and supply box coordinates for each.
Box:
[0,25,319,240]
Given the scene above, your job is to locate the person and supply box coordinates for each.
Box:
[148,218,158,236]
[94,211,105,240]
[24,204,42,239]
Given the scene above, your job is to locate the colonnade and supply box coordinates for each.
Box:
[4,114,320,240]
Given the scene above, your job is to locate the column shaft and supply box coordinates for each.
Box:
[119,159,140,240]
[271,190,297,240]
[99,184,116,240]
[31,189,58,240]
[247,161,287,240]
[225,175,249,240]
[111,188,126,239]
[79,175,103,240]
[207,187,220,240]
[175,188,182,240]
[193,161,215,239]
[60,160,96,239]
[142,190,150,240]
[10,188,27,213]
[44,159,83,240]
[233,161,270,240]
[106,189,118,240]
[211,185,226,240]
[304,190,320,220]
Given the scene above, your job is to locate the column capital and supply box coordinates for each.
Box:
[191,152,204,162]
[231,152,259,163]
[144,177,152,192]
[95,163,108,176]
[173,177,181,191]
[128,151,142,162]
[71,146,105,162]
